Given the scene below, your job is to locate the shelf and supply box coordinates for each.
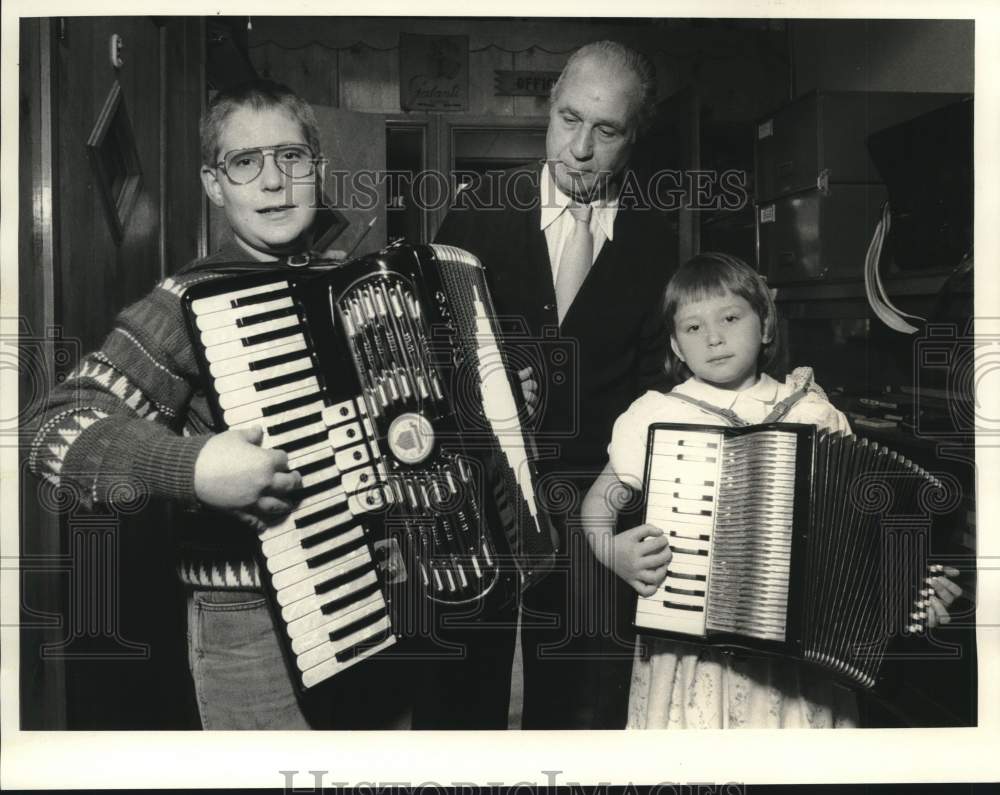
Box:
[774,273,950,303]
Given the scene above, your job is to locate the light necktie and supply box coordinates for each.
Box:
[554,203,593,325]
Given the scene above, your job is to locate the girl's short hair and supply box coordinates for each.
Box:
[199,79,321,167]
[664,251,779,384]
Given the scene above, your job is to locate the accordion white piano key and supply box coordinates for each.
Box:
[653,482,717,501]
[651,448,719,466]
[287,441,336,475]
[277,547,372,612]
[272,550,354,594]
[298,462,341,491]
[667,550,711,574]
[322,399,359,427]
[190,281,290,315]
[340,466,377,495]
[285,571,381,639]
[328,422,365,450]
[280,561,376,623]
[200,313,300,347]
[222,383,316,425]
[299,634,396,690]
[649,461,717,482]
[265,419,328,455]
[335,442,372,472]
[291,594,386,657]
[293,611,391,673]
[662,523,710,542]
[208,339,308,378]
[204,331,307,365]
[646,493,715,517]
[260,506,353,557]
[256,492,344,543]
[646,509,713,531]
[348,487,387,514]
[213,355,312,395]
[232,399,324,436]
[265,524,365,574]
[663,575,707,594]
[195,296,296,331]
[287,444,336,471]
[635,600,707,636]
[217,374,319,412]
[656,587,705,607]
[667,533,711,554]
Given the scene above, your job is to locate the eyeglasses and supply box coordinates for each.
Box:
[215,143,317,185]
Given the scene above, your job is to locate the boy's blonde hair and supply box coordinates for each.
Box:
[200,79,321,167]
[664,252,778,384]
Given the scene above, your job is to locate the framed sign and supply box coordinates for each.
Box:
[494,70,561,97]
[399,33,468,111]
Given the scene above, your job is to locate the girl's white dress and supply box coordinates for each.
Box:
[608,368,859,729]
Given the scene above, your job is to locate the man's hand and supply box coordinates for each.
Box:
[925,565,963,628]
[194,427,302,522]
[518,366,539,416]
[594,524,672,597]
[319,248,349,263]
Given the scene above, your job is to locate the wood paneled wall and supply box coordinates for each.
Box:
[18,17,205,729]
[247,17,790,123]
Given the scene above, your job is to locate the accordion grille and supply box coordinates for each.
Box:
[706,431,797,642]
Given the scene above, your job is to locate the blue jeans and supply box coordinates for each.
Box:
[186,589,314,729]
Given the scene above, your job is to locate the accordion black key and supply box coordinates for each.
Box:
[182,243,558,689]
[637,422,945,689]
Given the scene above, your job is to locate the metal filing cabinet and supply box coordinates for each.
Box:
[756,184,888,283]
[755,91,963,284]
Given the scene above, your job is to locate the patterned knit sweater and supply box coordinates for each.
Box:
[28,241,274,589]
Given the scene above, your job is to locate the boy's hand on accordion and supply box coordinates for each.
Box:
[926,566,962,628]
[194,426,303,520]
[610,525,673,597]
[518,367,539,416]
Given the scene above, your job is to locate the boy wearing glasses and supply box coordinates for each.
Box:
[28,80,347,729]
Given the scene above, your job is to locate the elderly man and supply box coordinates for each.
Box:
[413,40,677,730]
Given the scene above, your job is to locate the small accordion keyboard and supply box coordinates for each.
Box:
[183,243,557,689]
[637,422,947,689]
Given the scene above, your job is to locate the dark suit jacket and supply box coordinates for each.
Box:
[436,164,677,473]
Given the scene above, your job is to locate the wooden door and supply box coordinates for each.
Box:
[314,105,387,257]
[18,17,205,729]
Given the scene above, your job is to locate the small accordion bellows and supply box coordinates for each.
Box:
[637,422,945,689]
[182,243,558,689]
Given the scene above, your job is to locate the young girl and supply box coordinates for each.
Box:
[581,252,961,729]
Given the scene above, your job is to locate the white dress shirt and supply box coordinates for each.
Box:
[539,163,619,283]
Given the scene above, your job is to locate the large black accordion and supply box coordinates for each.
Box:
[637,422,945,689]
[182,243,558,690]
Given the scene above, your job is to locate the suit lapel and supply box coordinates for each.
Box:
[516,166,556,301]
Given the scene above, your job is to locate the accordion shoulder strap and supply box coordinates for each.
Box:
[666,380,816,426]
[760,387,811,423]
[761,367,828,423]
[664,392,749,427]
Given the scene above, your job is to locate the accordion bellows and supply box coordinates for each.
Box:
[638,422,943,689]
